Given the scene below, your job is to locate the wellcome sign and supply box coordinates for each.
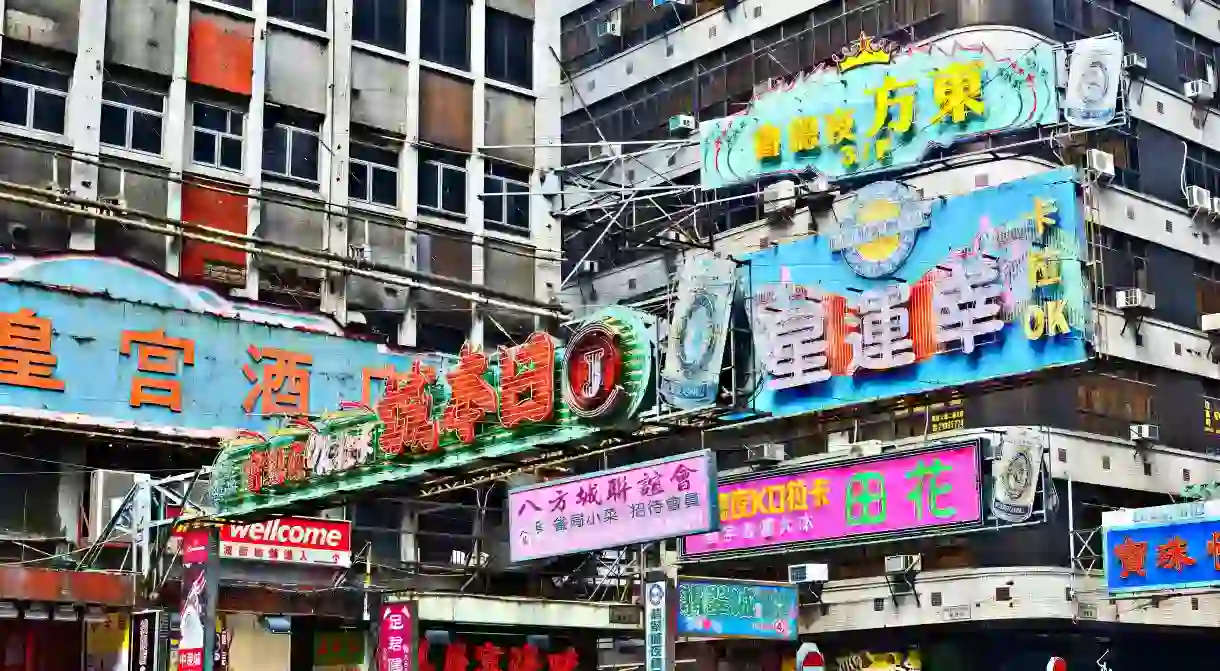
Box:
[207,307,655,517]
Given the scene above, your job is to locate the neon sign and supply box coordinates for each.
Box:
[207,307,655,517]
[699,32,1059,189]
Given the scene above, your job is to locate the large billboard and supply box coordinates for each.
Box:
[745,167,1089,420]
[1102,501,1220,596]
[682,441,982,559]
[207,307,656,518]
[676,579,797,640]
[508,450,717,562]
[0,254,443,436]
[699,34,1059,188]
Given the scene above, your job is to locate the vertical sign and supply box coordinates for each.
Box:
[378,601,416,671]
[178,527,218,671]
[644,581,672,671]
[660,253,736,410]
[129,611,162,671]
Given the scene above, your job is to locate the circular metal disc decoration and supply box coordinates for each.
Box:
[562,322,625,419]
[834,181,929,279]
[674,291,719,376]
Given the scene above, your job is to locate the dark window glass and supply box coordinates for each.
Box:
[371,166,397,205]
[421,0,470,71]
[31,92,65,134]
[289,130,319,181]
[99,104,127,146]
[0,82,28,126]
[353,0,407,52]
[268,0,327,30]
[131,111,163,153]
[193,129,217,164]
[220,136,243,170]
[419,161,440,209]
[486,9,533,88]
[262,125,288,174]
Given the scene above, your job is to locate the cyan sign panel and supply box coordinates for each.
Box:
[1104,506,1220,595]
[699,35,1059,189]
[746,168,1089,419]
[676,579,798,640]
[0,255,440,436]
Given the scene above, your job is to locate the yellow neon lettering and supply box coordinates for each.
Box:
[786,479,809,512]
[789,116,820,153]
[809,478,831,507]
[825,109,856,144]
[764,485,785,513]
[730,488,756,519]
[1028,251,1061,288]
[931,60,985,124]
[754,124,782,161]
[1025,304,1045,340]
[1045,300,1070,336]
[841,144,858,167]
[718,492,730,521]
[865,75,917,137]
[1033,197,1059,236]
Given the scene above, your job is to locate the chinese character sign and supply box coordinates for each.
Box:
[745,168,1088,420]
[644,582,673,671]
[699,35,1058,189]
[508,451,717,562]
[1103,512,1220,595]
[416,635,587,671]
[379,603,416,671]
[676,580,797,640]
[682,441,981,556]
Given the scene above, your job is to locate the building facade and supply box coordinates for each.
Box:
[556,0,1220,668]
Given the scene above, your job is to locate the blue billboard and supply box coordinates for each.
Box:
[676,579,798,640]
[0,254,441,437]
[1103,501,1220,595]
[699,34,1059,189]
[744,168,1089,419]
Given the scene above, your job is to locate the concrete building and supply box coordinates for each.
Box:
[556,0,1220,666]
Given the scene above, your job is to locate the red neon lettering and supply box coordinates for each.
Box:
[441,343,498,443]
[376,360,440,455]
[499,333,555,428]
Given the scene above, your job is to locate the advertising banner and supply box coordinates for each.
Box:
[990,430,1042,523]
[129,611,162,671]
[508,450,718,562]
[178,564,209,671]
[699,34,1058,189]
[683,441,981,558]
[676,579,797,640]
[1103,500,1220,595]
[416,631,592,671]
[660,253,736,411]
[836,649,922,671]
[1063,35,1123,128]
[378,602,416,671]
[88,613,130,671]
[208,306,656,519]
[644,581,673,671]
[745,168,1088,420]
[171,509,352,567]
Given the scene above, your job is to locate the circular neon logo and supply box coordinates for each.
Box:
[830,181,930,279]
[562,322,625,419]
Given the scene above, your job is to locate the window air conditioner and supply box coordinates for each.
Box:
[884,554,922,574]
[1130,423,1160,442]
[1115,288,1155,311]
[763,180,797,214]
[1185,79,1214,103]
[1187,185,1213,214]
[787,563,829,584]
[588,142,621,161]
[1086,149,1114,178]
[1203,312,1220,333]
[597,10,622,38]
[745,443,786,464]
[668,114,697,135]
[1211,198,1220,217]
[1122,52,1147,73]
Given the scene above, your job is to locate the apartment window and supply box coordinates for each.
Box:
[1197,259,1220,318]
[268,0,327,30]
[1052,0,1129,43]
[191,103,244,171]
[349,140,399,206]
[0,60,68,134]
[1177,26,1218,85]
[1064,125,1138,190]
[263,117,320,183]
[1076,370,1155,439]
[100,82,164,154]
[486,9,533,88]
[1186,142,1220,200]
[354,0,407,52]
[419,149,467,215]
[484,162,529,235]
[420,0,471,71]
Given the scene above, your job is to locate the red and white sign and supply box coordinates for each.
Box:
[797,643,824,671]
[169,509,352,568]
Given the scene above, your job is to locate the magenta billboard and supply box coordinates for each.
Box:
[508,450,718,562]
[682,441,982,558]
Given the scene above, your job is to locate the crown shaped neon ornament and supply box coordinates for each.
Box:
[833,32,898,73]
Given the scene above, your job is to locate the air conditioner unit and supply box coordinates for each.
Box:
[1086,149,1115,178]
[884,554,922,574]
[668,114,697,135]
[1122,52,1147,73]
[1188,185,1213,213]
[1203,312,1220,333]
[1130,423,1161,442]
[847,440,885,457]
[87,469,151,544]
[653,0,692,5]
[588,142,621,161]
[1210,198,1220,216]
[348,243,371,262]
[787,563,829,584]
[746,442,786,464]
[579,259,600,275]
[1115,288,1155,311]
[597,10,622,38]
[763,180,797,214]
[1185,79,1214,103]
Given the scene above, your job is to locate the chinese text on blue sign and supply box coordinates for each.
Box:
[676,580,798,640]
[1104,501,1220,594]
[745,168,1088,420]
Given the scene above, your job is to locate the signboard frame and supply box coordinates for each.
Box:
[675,578,798,640]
